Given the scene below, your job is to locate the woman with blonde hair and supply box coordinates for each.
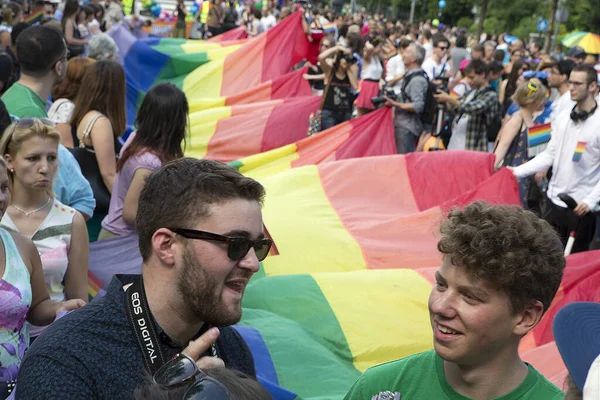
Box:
[0,118,88,343]
[494,78,548,207]
[48,57,95,147]
[0,152,84,397]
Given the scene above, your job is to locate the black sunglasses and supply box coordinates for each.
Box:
[153,354,236,400]
[170,228,273,262]
[437,46,448,50]
[14,118,56,129]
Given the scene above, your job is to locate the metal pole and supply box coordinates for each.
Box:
[409,0,416,23]
[550,16,560,53]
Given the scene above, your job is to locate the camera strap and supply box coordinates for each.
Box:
[125,276,167,375]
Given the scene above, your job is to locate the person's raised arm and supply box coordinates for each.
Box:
[318,45,344,76]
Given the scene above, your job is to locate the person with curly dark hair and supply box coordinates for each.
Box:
[345,201,566,400]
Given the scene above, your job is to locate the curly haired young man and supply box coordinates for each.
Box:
[345,201,566,400]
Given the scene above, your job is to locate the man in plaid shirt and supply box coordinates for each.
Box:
[434,59,501,151]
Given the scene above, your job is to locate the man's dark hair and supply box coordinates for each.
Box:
[572,64,597,86]
[465,59,488,76]
[134,368,273,400]
[487,61,504,75]
[10,22,29,47]
[433,34,449,48]
[438,201,565,314]
[456,35,467,48]
[136,158,266,261]
[15,25,66,77]
[493,49,505,63]
[555,59,574,79]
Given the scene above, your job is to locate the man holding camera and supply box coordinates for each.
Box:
[384,43,429,154]
[434,59,500,151]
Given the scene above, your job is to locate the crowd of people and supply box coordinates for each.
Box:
[0,0,597,399]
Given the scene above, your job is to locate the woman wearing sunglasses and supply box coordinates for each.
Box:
[0,118,89,342]
[99,83,188,241]
[494,79,548,207]
[0,152,85,399]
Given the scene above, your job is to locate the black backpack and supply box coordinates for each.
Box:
[401,70,441,126]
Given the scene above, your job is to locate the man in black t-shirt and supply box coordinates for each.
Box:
[17,159,271,398]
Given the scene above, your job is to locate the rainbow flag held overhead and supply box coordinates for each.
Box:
[527,122,551,158]
[186,96,321,161]
[322,22,337,34]
[230,107,396,180]
[111,12,309,125]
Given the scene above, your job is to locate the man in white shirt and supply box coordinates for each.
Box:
[422,35,451,82]
[549,59,576,121]
[511,65,600,253]
[385,39,410,96]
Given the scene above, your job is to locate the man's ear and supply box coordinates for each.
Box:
[151,228,179,267]
[513,300,544,337]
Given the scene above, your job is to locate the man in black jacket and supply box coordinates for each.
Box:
[17,158,272,398]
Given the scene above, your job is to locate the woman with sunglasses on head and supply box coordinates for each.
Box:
[0,153,84,399]
[494,79,548,207]
[0,119,88,344]
[98,83,188,241]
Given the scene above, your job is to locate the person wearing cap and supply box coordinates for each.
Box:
[345,201,566,400]
[553,302,600,399]
[568,47,587,66]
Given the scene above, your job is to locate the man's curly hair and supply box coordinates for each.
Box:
[437,201,565,314]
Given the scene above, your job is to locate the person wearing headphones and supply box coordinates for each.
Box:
[510,64,600,253]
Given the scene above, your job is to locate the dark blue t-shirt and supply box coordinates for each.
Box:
[16,274,256,399]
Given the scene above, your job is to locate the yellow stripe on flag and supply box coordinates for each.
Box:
[313,269,433,372]
[183,59,226,99]
[261,165,365,276]
[186,106,233,159]
[238,143,300,180]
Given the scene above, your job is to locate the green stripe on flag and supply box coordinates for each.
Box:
[241,274,360,399]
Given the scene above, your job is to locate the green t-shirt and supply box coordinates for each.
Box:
[344,350,564,400]
[1,82,48,118]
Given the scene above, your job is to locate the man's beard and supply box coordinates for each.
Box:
[177,245,243,327]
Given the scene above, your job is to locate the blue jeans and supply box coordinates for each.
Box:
[321,109,352,131]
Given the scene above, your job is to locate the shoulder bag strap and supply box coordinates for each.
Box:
[79,113,104,149]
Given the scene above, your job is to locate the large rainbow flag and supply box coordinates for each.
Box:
[111,12,309,125]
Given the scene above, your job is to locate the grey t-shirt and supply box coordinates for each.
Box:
[450,47,470,77]
[395,68,429,137]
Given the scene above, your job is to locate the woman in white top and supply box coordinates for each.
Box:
[354,36,385,116]
[48,57,95,147]
[0,118,88,340]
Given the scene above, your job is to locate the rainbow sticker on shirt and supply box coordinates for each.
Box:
[527,123,551,158]
[573,141,587,162]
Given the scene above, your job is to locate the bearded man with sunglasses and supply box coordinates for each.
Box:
[16,158,271,398]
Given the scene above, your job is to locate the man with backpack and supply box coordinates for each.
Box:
[434,59,501,151]
[384,43,429,154]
